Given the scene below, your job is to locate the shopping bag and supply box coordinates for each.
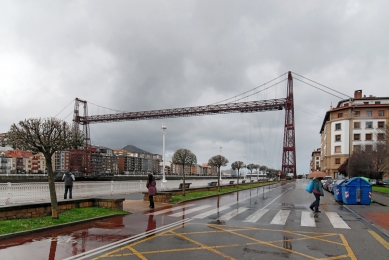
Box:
[306,181,314,193]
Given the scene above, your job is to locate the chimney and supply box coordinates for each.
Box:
[354,90,362,98]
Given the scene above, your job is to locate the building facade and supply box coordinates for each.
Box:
[320,90,389,179]
[310,148,321,172]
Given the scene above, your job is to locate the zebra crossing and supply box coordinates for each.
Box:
[146,204,351,229]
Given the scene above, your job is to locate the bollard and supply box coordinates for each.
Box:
[111,180,114,195]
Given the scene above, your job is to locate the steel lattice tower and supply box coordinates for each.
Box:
[282,71,297,178]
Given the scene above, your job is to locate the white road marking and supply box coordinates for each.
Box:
[325,212,350,229]
[217,207,249,221]
[146,204,195,215]
[243,209,269,223]
[168,205,212,217]
[270,210,291,225]
[191,205,231,219]
[301,211,316,227]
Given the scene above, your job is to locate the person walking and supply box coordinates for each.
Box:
[309,177,324,212]
[63,172,75,199]
[146,173,157,208]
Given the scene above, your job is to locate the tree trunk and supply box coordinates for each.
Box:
[46,157,59,219]
[182,163,186,196]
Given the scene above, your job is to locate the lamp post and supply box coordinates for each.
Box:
[243,154,246,179]
[161,123,167,190]
[219,145,222,183]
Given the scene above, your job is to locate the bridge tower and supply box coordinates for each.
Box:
[282,71,297,179]
[71,98,92,173]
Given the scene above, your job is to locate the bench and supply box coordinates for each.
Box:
[241,180,246,184]
[208,181,218,186]
[179,183,192,189]
[229,181,235,185]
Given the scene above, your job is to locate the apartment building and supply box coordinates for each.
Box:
[115,149,160,174]
[320,90,389,178]
[310,148,321,172]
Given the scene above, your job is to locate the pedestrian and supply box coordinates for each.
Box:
[63,172,75,199]
[146,173,157,208]
[309,177,324,212]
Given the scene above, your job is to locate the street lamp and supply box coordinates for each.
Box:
[243,154,246,179]
[161,123,167,189]
[219,145,222,183]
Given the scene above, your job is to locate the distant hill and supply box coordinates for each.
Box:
[122,145,150,154]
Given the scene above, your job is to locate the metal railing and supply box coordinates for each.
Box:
[0,178,264,205]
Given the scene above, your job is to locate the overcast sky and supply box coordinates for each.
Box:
[1,1,389,175]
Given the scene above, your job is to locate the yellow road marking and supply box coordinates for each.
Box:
[339,234,357,259]
[170,230,236,259]
[368,230,389,250]
[93,222,357,259]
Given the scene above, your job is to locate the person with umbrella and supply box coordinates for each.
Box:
[308,171,325,212]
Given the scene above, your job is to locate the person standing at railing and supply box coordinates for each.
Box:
[146,173,156,208]
[63,172,75,199]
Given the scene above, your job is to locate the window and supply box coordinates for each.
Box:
[365,145,373,152]
[353,134,360,140]
[378,133,385,140]
[366,122,373,128]
[354,111,360,117]
[338,113,343,118]
[335,123,341,130]
[335,158,341,164]
[366,111,372,117]
[335,135,341,141]
[334,146,341,153]
[378,121,385,128]
[379,110,384,116]
[375,101,381,104]
[353,145,361,152]
[316,156,319,160]
[365,133,372,140]
[354,122,361,129]
[364,102,369,105]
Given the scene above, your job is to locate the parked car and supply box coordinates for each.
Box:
[323,179,333,191]
[383,180,389,185]
[321,176,333,186]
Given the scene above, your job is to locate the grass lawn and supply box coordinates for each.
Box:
[171,181,277,204]
[373,185,389,194]
[0,207,129,236]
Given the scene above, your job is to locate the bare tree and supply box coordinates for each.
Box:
[7,118,84,219]
[172,148,197,196]
[208,155,229,192]
[231,161,245,186]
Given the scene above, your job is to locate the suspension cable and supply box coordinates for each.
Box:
[54,99,75,118]
[293,78,345,99]
[292,72,351,98]
[213,72,287,104]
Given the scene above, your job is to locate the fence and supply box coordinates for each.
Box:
[0,179,221,205]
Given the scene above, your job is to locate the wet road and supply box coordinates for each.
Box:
[1,180,389,259]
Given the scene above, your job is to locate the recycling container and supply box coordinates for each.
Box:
[333,179,346,202]
[360,177,372,205]
[342,177,372,205]
[342,178,359,204]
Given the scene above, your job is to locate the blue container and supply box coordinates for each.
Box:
[341,177,372,205]
[333,180,346,202]
[360,178,372,205]
[342,178,359,204]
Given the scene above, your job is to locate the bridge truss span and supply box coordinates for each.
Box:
[76,98,287,124]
